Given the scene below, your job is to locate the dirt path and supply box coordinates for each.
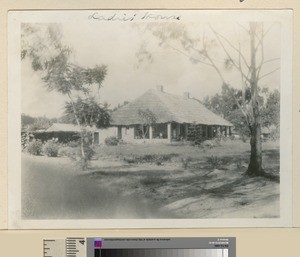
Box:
[22,154,176,219]
[86,161,279,219]
[22,151,279,219]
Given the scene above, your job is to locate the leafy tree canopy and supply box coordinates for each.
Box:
[63,98,111,129]
[21,114,57,131]
[203,85,280,137]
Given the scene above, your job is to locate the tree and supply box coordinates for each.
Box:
[64,97,111,145]
[64,98,110,129]
[21,114,57,131]
[203,85,279,140]
[21,24,109,165]
[140,22,280,176]
[21,114,35,130]
[261,89,280,129]
[137,109,157,140]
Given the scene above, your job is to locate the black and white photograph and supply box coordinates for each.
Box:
[7,10,292,228]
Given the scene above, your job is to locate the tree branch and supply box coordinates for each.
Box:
[259,67,280,80]
[209,25,251,83]
[209,25,250,69]
[237,23,250,34]
[202,49,251,121]
[165,42,214,67]
[226,86,251,123]
[256,25,264,80]
[262,58,280,65]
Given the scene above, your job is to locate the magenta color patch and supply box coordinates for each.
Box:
[94,240,102,248]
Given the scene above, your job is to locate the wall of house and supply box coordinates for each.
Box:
[121,126,135,142]
[98,127,118,144]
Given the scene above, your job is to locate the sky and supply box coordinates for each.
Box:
[21,15,281,118]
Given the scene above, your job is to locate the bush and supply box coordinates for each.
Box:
[58,146,80,159]
[66,140,80,147]
[181,157,192,169]
[83,145,95,161]
[104,136,119,146]
[270,127,280,140]
[21,131,34,151]
[123,153,178,164]
[187,124,204,145]
[43,140,60,157]
[207,155,223,169]
[27,140,43,155]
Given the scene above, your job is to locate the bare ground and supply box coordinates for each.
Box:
[22,140,280,219]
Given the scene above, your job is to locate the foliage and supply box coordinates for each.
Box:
[202,84,252,118]
[206,155,223,169]
[203,86,279,140]
[65,140,81,147]
[42,139,60,157]
[123,153,179,164]
[21,24,109,168]
[27,140,43,155]
[21,114,56,131]
[104,136,119,146]
[58,146,80,159]
[21,114,35,129]
[64,97,110,129]
[181,157,192,169]
[21,131,34,151]
[21,24,70,71]
[83,145,95,161]
[139,22,281,176]
[30,131,80,144]
[270,127,280,140]
[187,123,205,145]
[226,109,251,139]
[261,89,280,129]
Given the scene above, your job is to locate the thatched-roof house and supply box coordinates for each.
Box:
[29,87,233,145]
[45,123,116,144]
[110,86,233,143]
[46,123,82,133]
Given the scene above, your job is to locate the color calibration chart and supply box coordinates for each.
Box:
[43,237,236,257]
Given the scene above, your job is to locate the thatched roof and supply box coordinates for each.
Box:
[111,89,233,126]
[46,123,81,132]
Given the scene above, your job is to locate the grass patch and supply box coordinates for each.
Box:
[123,153,179,164]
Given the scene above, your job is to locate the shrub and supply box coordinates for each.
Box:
[83,145,95,161]
[187,124,204,145]
[104,136,119,146]
[27,140,43,155]
[66,140,80,147]
[58,146,80,159]
[213,137,222,146]
[270,127,280,140]
[21,131,34,151]
[181,157,192,169]
[42,140,60,157]
[202,140,214,149]
[58,144,95,169]
[123,153,178,164]
[207,155,223,169]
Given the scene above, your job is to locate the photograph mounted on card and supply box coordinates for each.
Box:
[7,9,292,229]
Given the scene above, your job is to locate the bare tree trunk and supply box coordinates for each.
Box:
[67,93,86,160]
[247,103,264,175]
[246,23,264,176]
